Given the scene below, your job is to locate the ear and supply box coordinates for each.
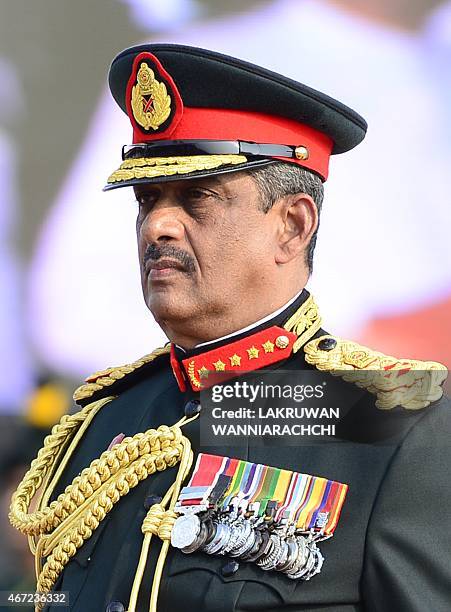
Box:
[274,193,318,265]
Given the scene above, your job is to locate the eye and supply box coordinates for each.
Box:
[135,190,159,207]
[185,187,210,200]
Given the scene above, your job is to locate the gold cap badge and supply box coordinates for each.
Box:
[131,62,171,131]
[126,51,183,140]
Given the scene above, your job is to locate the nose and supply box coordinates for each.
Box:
[139,200,185,244]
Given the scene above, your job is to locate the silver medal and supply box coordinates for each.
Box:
[203,522,230,555]
[170,514,201,550]
[229,520,253,557]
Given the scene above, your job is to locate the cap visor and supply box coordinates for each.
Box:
[104,154,275,190]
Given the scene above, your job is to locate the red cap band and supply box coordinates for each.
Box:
[132,107,333,180]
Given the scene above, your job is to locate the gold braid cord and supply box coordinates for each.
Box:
[283,294,322,352]
[73,344,170,403]
[9,398,112,537]
[10,376,197,612]
[304,335,448,410]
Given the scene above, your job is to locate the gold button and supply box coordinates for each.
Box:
[295,146,309,160]
[275,335,290,349]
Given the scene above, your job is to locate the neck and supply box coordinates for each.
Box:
[159,287,306,349]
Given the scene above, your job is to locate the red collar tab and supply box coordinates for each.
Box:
[126,51,183,142]
[170,343,187,392]
[181,326,297,391]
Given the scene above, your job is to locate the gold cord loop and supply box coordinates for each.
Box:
[9,392,197,612]
[141,505,177,540]
[128,431,195,612]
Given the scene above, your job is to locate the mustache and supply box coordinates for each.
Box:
[143,243,196,274]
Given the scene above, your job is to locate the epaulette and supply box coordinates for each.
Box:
[73,344,171,404]
[304,335,447,410]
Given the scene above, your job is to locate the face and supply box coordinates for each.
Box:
[134,171,281,343]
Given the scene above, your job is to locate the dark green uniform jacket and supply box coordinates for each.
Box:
[46,291,451,612]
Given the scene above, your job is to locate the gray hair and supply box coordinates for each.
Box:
[247,162,324,273]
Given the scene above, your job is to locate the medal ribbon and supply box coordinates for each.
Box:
[275,472,310,524]
[175,454,348,536]
[295,477,348,536]
[272,469,293,506]
[316,481,348,536]
[309,479,334,531]
[235,463,261,513]
[294,476,327,531]
[178,453,227,506]
[220,459,248,510]
[253,466,280,516]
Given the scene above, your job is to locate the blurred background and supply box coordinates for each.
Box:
[1,0,450,603]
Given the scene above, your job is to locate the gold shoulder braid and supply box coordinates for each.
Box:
[304,335,447,410]
[73,344,170,403]
[283,293,322,350]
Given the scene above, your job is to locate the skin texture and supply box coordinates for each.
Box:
[134,171,318,348]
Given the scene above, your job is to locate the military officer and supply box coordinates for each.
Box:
[10,44,451,612]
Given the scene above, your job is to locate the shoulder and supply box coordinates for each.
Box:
[73,344,171,406]
[302,334,447,411]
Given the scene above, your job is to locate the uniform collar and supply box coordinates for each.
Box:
[174,289,310,360]
[170,289,322,392]
[193,288,304,350]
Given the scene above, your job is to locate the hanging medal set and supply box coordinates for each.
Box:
[171,453,348,580]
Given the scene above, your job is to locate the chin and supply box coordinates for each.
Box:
[146,294,192,325]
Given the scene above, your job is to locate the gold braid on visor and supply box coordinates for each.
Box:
[107,154,248,184]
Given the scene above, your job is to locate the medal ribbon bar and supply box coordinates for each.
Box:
[172,453,348,581]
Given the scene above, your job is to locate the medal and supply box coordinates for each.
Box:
[171,453,348,582]
[170,513,201,550]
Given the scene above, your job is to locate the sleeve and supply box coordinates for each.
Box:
[361,397,451,612]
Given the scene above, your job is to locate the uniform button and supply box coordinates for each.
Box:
[295,145,309,160]
[144,494,162,510]
[318,337,337,351]
[184,399,201,418]
[275,335,290,349]
[105,601,125,612]
[221,560,240,577]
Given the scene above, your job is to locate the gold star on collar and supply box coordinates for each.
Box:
[247,346,259,360]
[213,359,226,372]
[229,354,241,367]
[198,366,210,379]
[262,341,275,353]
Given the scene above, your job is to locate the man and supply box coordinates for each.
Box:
[30,0,451,373]
[10,44,450,612]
